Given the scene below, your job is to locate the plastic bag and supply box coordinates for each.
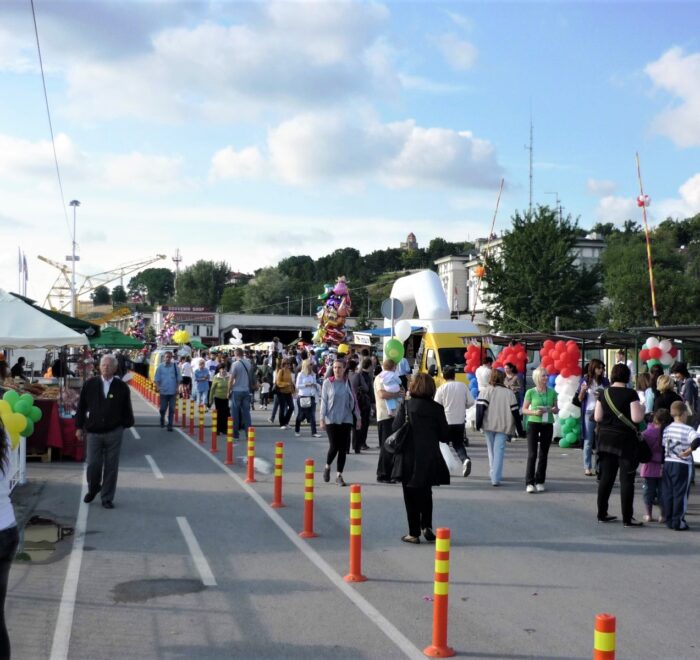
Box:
[440,442,463,477]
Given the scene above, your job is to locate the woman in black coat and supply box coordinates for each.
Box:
[392,373,450,544]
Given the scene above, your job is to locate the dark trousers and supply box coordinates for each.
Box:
[295,398,317,434]
[661,461,692,530]
[597,452,637,522]
[402,485,433,537]
[278,393,294,427]
[86,427,124,504]
[447,424,469,462]
[214,397,229,434]
[159,393,176,428]
[352,405,370,451]
[377,418,394,447]
[526,422,552,485]
[0,525,18,660]
[326,423,352,473]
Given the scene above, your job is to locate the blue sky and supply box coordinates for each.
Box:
[1,0,699,303]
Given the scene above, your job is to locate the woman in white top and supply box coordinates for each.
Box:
[294,360,321,437]
[0,421,18,658]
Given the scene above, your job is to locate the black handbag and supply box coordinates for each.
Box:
[604,389,651,463]
[384,406,412,455]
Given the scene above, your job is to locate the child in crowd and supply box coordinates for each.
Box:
[640,408,670,523]
[193,359,210,408]
[378,368,401,414]
[260,380,271,409]
[661,401,698,531]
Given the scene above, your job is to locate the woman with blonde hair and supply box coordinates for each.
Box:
[653,374,682,413]
[294,360,321,437]
[522,367,559,493]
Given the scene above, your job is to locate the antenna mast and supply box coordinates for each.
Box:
[524,119,533,214]
[172,248,182,289]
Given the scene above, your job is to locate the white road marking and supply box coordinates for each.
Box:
[145,454,164,479]
[50,468,90,660]
[176,516,217,587]
[175,427,423,660]
[129,427,141,439]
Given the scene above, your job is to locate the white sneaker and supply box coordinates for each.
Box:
[535,484,546,492]
[312,433,322,438]
[294,432,301,437]
[279,425,287,430]
[461,458,472,478]
[526,484,536,494]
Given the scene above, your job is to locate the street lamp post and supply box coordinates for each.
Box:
[68,200,81,317]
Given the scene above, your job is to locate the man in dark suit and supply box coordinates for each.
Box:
[75,354,134,509]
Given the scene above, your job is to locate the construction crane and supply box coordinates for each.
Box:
[38,254,167,313]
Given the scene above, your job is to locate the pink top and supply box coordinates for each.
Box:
[640,425,664,478]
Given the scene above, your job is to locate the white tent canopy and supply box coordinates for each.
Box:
[0,289,88,348]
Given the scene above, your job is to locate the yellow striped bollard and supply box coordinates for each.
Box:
[245,426,256,483]
[299,459,317,538]
[594,613,616,659]
[225,418,234,465]
[271,442,285,508]
[343,484,366,582]
[188,399,195,436]
[210,408,218,453]
[198,405,205,444]
[424,528,455,658]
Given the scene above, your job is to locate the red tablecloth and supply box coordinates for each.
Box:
[28,400,84,461]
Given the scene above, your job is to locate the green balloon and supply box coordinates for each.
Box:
[565,432,576,444]
[2,390,19,409]
[19,393,34,406]
[22,418,34,437]
[646,358,661,368]
[29,406,42,423]
[559,438,573,448]
[384,338,405,363]
[14,399,31,416]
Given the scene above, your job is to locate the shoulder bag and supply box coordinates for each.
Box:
[384,405,412,455]
[604,389,652,463]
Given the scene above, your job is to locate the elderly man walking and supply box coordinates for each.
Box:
[154,351,181,431]
[75,355,134,509]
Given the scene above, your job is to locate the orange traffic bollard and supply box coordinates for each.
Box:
[181,397,187,429]
[245,426,256,483]
[225,418,234,465]
[188,400,195,437]
[210,408,218,453]
[593,614,616,659]
[424,528,455,658]
[198,405,205,444]
[344,484,367,582]
[271,442,285,508]
[174,396,179,424]
[299,459,318,538]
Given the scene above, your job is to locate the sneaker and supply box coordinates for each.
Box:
[535,484,546,493]
[336,475,347,487]
[526,484,536,494]
[279,425,288,430]
[294,432,301,437]
[584,469,594,476]
[492,482,501,487]
[658,516,666,524]
[462,458,472,478]
[312,433,322,438]
[642,514,652,523]
[323,466,331,483]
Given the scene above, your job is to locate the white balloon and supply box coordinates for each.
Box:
[659,339,672,353]
[570,406,581,419]
[394,319,412,343]
[646,336,659,348]
[660,352,673,365]
[553,420,562,437]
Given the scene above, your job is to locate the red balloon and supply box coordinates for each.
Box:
[639,349,650,362]
[561,367,571,378]
[571,365,582,376]
[649,347,662,359]
[546,364,557,375]
[669,346,678,357]
[567,343,579,356]
[543,340,554,350]
[555,341,566,352]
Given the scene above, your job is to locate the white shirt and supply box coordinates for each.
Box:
[181,362,193,378]
[102,376,114,398]
[435,380,474,425]
[475,365,492,391]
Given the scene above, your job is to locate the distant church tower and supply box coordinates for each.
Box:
[400,232,418,251]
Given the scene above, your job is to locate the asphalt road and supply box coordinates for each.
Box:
[8,390,700,659]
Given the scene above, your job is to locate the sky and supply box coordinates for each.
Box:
[1,0,700,306]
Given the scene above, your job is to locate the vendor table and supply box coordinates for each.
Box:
[28,400,84,461]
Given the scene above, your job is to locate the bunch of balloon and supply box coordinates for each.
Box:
[492,343,527,374]
[639,337,677,370]
[464,344,486,399]
[127,312,145,340]
[313,277,353,346]
[539,340,582,379]
[554,374,582,448]
[383,319,412,364]
[173,329,190,345]
[0,391,42,449]
[158,312,177,345]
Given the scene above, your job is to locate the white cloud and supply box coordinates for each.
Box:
[210,147,266,181]
[646,47,700,148]
[595,195,638,223]
[434,33,477,71]
[101,153,190,193]
[444,11,473,30]
[58,1,396,123]
[586,178,617,197]
[398,73,469,94]
[212,112,503,190]
[0,133,84,180]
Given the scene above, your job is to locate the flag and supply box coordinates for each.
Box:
[23,253,28,280]
[18,247,22,274]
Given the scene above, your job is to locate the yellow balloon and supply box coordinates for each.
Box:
[338,343,350,354]
[9,412,26,435]
[0,401,10,417]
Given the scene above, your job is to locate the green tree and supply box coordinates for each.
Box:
[111,285,127,305]
[220,285,246,312]
[91,285,111,305]
[483,205,601,332]
[175,260,230,308]
[128,267,175,306]
[241,268,292,314]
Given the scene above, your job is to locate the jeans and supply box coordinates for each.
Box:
[352,405,370,451]
[194,386,209,407]
[294,397,317,434]
[230,390,251,439]
[661,461,692,530]
[526,423,552,485]
[0,525,18,659]
[159,393,176,428]
[642,476,663,512]
[484,431,508,485]
[583,414,596,470]
[277,393,294,427]
[270,394,280,422]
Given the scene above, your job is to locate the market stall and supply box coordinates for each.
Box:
[0,289,89,487]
